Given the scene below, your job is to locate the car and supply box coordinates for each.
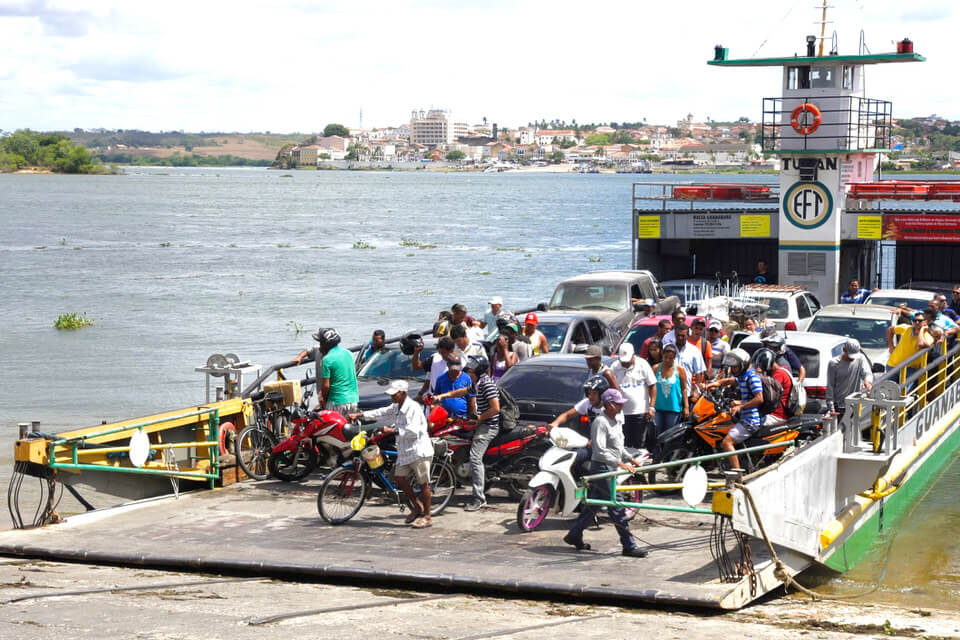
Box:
[614,314,706,355]
[898,280,955,298]
[660,278,720,306]
[354,337,438,416]
[804,303,905,369]
[740,284,822,331]
[497,353,614,424]
[864,288,935,312]
[546,270,681,336]
[490,312,620,355]
[738,331,875,414]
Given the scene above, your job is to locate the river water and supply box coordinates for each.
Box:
[1,167,957,608]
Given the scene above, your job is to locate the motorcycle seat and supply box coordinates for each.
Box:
[489,425,534,448]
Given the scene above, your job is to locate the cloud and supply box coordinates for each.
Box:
[66,56,190,83]
[900,7,952,22]
[0,0,94,37]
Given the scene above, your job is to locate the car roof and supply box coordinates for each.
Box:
[556,271,651,284]
[532,311,608,324]
[741,289,804,300]
[740,331,846,348]
[382,336,439,350]
[509,353,614,369]
[812,303,899,319]
[867,288,933,299]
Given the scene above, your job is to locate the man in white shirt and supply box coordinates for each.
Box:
[610,343,656,450]
[350,379,435,528]
[450,324,485,358]
[483,296,503,339]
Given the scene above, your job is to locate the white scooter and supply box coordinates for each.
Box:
[515,426,650,532]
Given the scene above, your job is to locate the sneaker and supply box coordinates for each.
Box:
[463,499,486,512]
[562,533,591,551]
[622,546,648,558]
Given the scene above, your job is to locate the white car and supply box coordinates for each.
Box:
[739,331,874,414]
[804,304,905,368]
[864,288,935,312]
[741,285,822,332]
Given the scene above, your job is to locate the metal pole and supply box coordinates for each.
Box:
[31,421,40,433]
[18,423,29,439]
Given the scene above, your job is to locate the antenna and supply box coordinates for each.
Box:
[815,0,833,56]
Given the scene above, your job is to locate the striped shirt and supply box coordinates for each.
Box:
[737,368,763,429]
[472,374,500,427]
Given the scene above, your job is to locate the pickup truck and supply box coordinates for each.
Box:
[544,270,681,337]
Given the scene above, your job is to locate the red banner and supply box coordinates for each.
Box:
[883,215,960,242]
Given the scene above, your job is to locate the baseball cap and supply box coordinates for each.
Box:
[384,379,409,395]
[601,388,626,404]
[640,298,654,307]
[583,344,603,358]
[692,317,706,327]
[707,319,723,331]
[489,295,503,305]
[843,338,861,355]
[618,343,635,361]
[525,312,538,326]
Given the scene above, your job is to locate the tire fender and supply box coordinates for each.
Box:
[218,421,236,456]
[528,471,560,489]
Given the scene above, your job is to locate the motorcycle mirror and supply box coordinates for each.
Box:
[681,465,708,507]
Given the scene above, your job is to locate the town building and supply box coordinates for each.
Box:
[409,109,467,147]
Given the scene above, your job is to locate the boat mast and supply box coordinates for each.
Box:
[817,0,831,56]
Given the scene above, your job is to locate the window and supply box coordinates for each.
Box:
[787,66,810,90]
[358,348,435,381]
[796,296,812,319]
[586,319,604,342]
[549,283,627,312]
[810,66,835,89]
[805,294,821,314]
[842,65,854,90]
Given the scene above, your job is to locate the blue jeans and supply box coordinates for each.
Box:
[654,410,682,434]
[566,462,636,550]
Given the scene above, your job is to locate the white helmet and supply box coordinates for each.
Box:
[722,348,751,374]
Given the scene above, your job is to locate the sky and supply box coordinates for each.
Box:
[0,0,956,133]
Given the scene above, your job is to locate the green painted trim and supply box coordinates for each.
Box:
[763,149,890,156]
[708,53,925,67]
[779,244,841,251]
[821,417,960,572]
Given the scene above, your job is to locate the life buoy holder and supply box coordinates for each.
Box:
[218,421,237,456]
[791,103,822,135]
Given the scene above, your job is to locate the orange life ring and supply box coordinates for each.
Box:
[791,103,821,135]
[218,421,237,456]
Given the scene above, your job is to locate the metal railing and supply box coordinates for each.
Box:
[47,407,221,489]
[760,95,892,153]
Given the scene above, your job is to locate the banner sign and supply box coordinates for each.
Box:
[740,215,771,237]
[883,215,960,243]
[637,216,661,238]
[857,216,882,239]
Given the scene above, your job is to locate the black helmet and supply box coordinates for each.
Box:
[313,327,341,352]
[583,374,610,397]
[751,347,776,374]
[760,331,785,353]
[399,332,423,356]
[464,354,489,376]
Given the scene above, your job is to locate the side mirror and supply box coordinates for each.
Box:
[536,302,548,311]
[872,362,885,374]
[572,343,589,354]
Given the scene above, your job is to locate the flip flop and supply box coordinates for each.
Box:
[412,517,432,529]
[405,506,422,524]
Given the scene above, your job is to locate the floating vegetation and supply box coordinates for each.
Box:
[477,271,491,275]
[34,246,46,250]
[280,174,294,178]
[352,240,375,249]
[238,290,245,297]
[399,237,436,249]
[406,253,415,257]
[59,238,67,246]
[494,247,525,252]
[159,242,171,247]
[418,289,434,295]
[277,243,292,248]
[228,243,238,248]
[379,310,386,315]
[524,253,533,258]
[287,320,303,336]
[54,313,93,330]
[73,247,83,250]
[588,256,602,262]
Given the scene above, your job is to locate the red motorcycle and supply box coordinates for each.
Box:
[426,399,550,499]
[268,409,359,482]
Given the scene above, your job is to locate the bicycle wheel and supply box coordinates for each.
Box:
[425,459,456,516]
[267,445,319,482]
[318,464,368,524]
[235,426,277,481]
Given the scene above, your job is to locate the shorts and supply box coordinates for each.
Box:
[728,421,758,444]
[326,402,358,416]
[394,456,431,485]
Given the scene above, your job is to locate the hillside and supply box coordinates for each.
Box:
[63,130,307,163]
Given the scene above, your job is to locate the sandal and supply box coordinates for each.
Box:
[405,504,422,524]
[412,517,432,529]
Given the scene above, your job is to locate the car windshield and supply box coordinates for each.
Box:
[549,283,626,312]
[499,363,586,405]
[741,342,822,378]
[357,348,435,380]
[866,295,931,311]
[537,322,569,352]
[807,317,890,349]
[743,295,789,319]
[620,324,659,353]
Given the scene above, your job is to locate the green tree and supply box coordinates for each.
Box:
[549,150,565,163]
[323,124,350,137]
[585,133,610,146]
[445,150,466,161]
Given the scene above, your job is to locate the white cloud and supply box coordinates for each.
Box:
[0,0,955,131]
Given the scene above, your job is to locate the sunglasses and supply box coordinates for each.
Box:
[913,318,923,323]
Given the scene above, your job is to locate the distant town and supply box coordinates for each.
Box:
[8,109,959,173]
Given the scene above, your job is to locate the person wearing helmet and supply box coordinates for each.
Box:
[760,330,806,384]
[298,327,359,416]
[462,355,500,512]
[548,374,617,436]
[751,347,792,427]
[826,338,873,416]
[705,348,763,471]
[523,313,550,356]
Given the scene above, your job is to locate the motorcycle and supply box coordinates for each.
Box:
[426,401,551,499]
[657,386,822,481]
[516,426,650,532]
[267,409,357,482]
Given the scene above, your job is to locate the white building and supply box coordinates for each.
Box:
[534,129,578,146]
[410,109,459,147]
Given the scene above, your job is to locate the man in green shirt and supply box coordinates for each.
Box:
[307,327,359,415]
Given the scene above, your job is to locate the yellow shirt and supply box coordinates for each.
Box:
[887,325,932,368]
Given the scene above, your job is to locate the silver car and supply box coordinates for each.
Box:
[804,303,905,368]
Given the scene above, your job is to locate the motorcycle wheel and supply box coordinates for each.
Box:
[665,445,695,484]
[235,426,278,481]
[620,480,644,521]
[505,455,541,500]
[318,465,368,524]
[516,485,554,532]
[268,445,319,482]
[425,459,456,516]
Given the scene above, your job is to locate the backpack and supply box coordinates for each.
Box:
[757,373,783,416]
[498,387,521,431]
[785,372,806,416]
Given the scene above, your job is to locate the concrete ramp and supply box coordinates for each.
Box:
[0,481,788,609]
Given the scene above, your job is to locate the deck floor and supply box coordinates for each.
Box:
[0,480,770,609]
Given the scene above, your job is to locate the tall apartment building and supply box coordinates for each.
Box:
[409,109,468,147]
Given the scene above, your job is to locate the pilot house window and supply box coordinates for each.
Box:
[787,66,810,90]
[810,66,835,88]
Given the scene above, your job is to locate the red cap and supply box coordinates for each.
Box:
[524,312,538,326]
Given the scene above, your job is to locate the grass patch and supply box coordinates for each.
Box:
[399,237,437,249]
[495,247,525,252]
[588,256,602,262]
[159,242,171,247]
[54,313,94,330]
[280,174,294,178]
[524,253,532,258]
[477,271,491,275]
[352,240,375,249]
[277,243,292,248]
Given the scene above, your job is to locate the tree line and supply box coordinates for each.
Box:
[0,129,108,173]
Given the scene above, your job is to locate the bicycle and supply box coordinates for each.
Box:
[236,384,313,480]
[317,429,455,525]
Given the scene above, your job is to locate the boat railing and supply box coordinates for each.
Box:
[760,95,892,154]
[632,182,780,212]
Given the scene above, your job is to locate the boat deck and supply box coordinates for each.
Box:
[0,480,785,609]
